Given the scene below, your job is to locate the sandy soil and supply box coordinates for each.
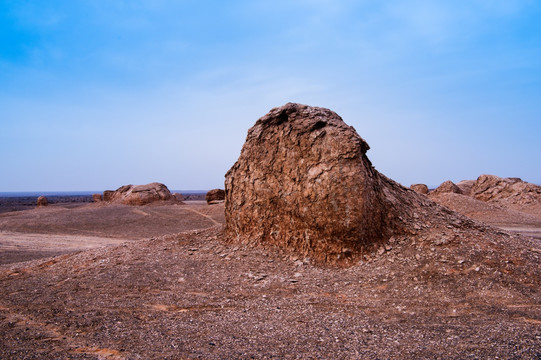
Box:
[0,199,540,359]
[0,201,224,265]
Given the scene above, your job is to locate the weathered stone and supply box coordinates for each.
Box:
[36,196,48,207]
[410,184,429,195]
[456,180,476,196]
[103,190,115,202]
[103,182,176,206]
[431,180,463,195]
[92,194,103,202]
[225,103,416,263]
[472,174,541,205]
[173,192,185,202]
[206,189,225,204]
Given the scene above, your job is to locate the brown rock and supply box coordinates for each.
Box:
[173,192,185,203]
[206,189,225,204]
[103,190,115,202]
[36,196,48,207]
[410,184,429,194]
[472,174,541,205]
[456,180,475,196]
[431,180,463,195]
[225,103,432,264]
[92,194,103,202]
[103,183,176,206]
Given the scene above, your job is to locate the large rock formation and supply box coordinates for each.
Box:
[225,103,463,263]
[206,189,225,204]
[472,174,541,205]
[103,183,177,206]
[431,180,463,195]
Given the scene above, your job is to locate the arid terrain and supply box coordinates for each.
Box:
[0,193,540,359]
[1,103,540,359]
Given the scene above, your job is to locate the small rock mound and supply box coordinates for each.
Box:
[92,194,103,202]
[410,184,429,195]
[36,196,48,207]
[472,174,541,205]
[103,183,177,206]
[206,189,225,204]
[431,180,462,195]
[225,103,469,264]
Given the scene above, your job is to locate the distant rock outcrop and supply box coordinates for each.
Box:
[224,103,468,264]
[92,194,103,202]
[172,192,185,203]
[410,184,429,195]
[472,174,541,205]
[456,180,476,197]
[103,183,177,206]
[431,180,463,195]
[206,189,225,204]
[36,196,48,207]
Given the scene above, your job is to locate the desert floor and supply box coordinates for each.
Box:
[1,199,540,359]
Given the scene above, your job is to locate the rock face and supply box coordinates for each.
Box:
[92,194,103,202]
[103,183,176,206]
[410,184,429,195]
[431,180,462,195]
[225,103,439,263]
[36,196,48,207]
[206,189,225,204]
[472,174,541,205]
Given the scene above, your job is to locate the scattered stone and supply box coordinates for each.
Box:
[410,184,429,195]
[36,196,48,207]
[206,189,225,204]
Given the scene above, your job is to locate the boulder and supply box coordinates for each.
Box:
[36,196,48,207]
[103,182,177,206]
[410,184,429,195]
[431,180,463,195]
[206,189,225,204]
[225,103,427,263]
[92,194,103,202]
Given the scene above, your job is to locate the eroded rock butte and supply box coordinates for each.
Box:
[225,103,458,264]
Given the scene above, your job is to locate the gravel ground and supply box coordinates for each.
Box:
[0,200,540,359]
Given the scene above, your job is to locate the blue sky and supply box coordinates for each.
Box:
[1,0,540,191]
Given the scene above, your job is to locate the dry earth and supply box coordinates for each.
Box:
[1,200,541,359]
